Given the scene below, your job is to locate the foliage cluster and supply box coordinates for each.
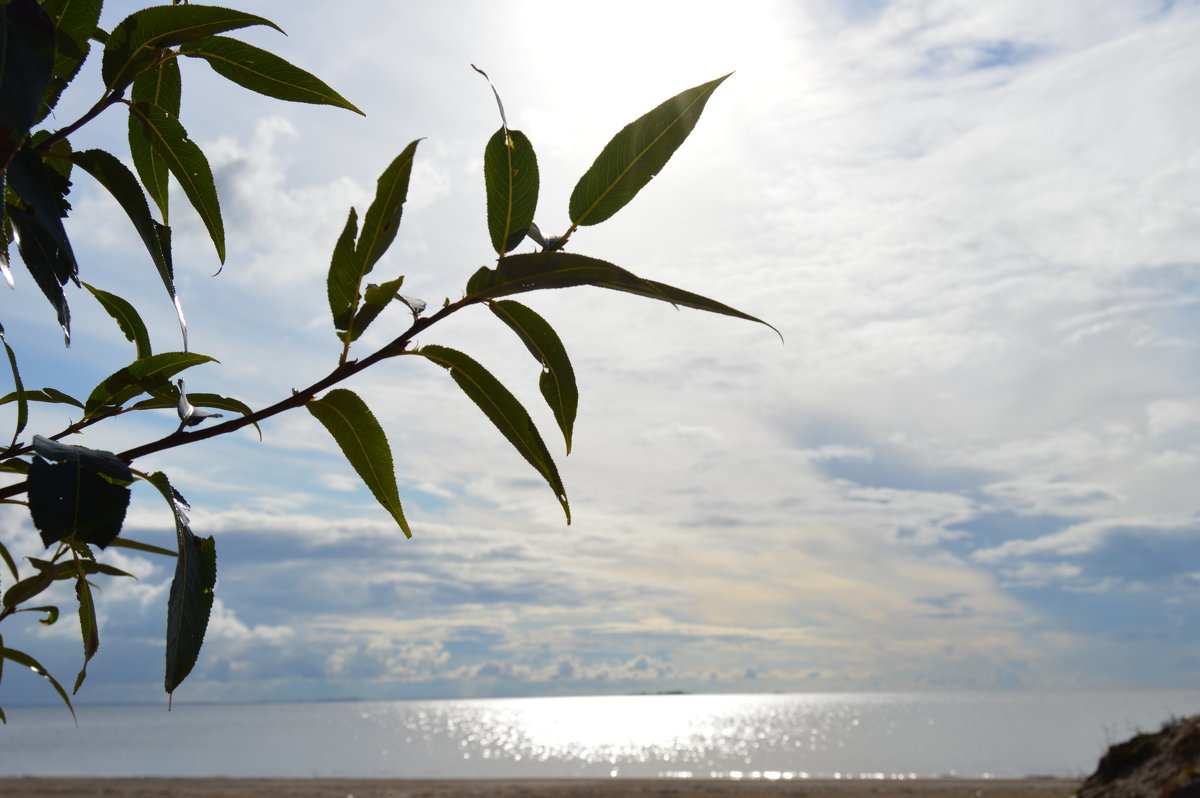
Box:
[0,0,772,719]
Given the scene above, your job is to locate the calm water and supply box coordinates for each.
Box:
[2,691,1199,779]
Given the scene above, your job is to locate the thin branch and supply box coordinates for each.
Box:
[0,296,471,502]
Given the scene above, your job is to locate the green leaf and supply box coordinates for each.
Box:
[71,149,171,289]
[327,142,419,337]
[102,4,281,93]
[2,565,55,609]
[28,455,132,549]
[342,277,404,344]
[127,102,224,262]
[0,386,84,408]
[418,345,569,524]
[484,128,538,256]
[143,471,215,696]
[0,457,30,474]
[0,645,74,721]
[489,300,577,453]
[129,57,181,221]
[0,0,56,168]
[179,36,363,114]
[84,351,217,416]
[38,0,104,124]
[129,388,261,439]
[1,331,28,446]
[356,142,419,276]
[466,252,780,338]
[83,282,152,359]
[73,570,98,693]
[0,539,18,582]
[108,537,176,558]
[306,388,410,537]
[326,207,359,331]
[569,73,730,227]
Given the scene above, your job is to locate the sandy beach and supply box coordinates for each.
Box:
[0,778,1080,798]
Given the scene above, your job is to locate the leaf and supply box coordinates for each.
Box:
[101,4,281,93]
[0,386,84,409]
[484,128,539,256]
[356,142,419,277]
[6,203,72,342]
[2,565,55,609]
[6,144,79,341]
[84,351,216,416]
[32,435,133,482]
[466,252,780,338]
[127,102,224,262]
[128,57,181,221]
[129,389,259,438]
[179,36,363,114]
[0,645,74,721]
[108,537,176,558]
[71,150,172,297]
[327,142,419,337]
[418,345,569,523]
[342,277,403,344]
[38,0,104,124]
[0,0,56,168]
[489,300,577,453]
[83,282,152,359]
[145,471,216,696]
[306,388,410,537]
[0,539,18,582]
[326,208,359,331]
[27,455,132,549]
[1,330,28,446]
[568,73,730,228]
[73,570,98,693]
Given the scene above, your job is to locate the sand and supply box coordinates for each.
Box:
[0,778,1080,798]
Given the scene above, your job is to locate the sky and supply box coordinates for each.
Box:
[2,0,1200,707]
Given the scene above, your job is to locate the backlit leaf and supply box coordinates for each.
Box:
[484,128,538,256]
[27,455,131,548]
[489,300,577,453]
[356,141,419,277]
[1,331,28,445]
[307,389,410,536]
[84,351,216,416]
[0,0,56,167]
[180,36,363,114]
[418,344,569,523]
[127,102,224,262]
[102,4,280,93]
[327,142,419,337]
[569,73,730,227]
[71,149,179,340]
[146,471,216,695]
[84,282,152,359]
[466,252,779,338]
[73,571,98,693]
[38,0,103,123]
[0,645,74,721]
[129,57,181,221]
[342,277,404,344]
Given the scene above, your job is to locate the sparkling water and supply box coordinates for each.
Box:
[2,690,1198,779]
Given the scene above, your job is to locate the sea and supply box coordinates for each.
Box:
[2,690,1198,780]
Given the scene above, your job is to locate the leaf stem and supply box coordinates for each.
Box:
[35,90,128,153]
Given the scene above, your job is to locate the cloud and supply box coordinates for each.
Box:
[6,0,1200,705]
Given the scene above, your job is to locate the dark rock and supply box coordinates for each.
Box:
[1078,715,1200,798]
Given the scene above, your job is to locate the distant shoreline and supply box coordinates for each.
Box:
[0,777,1080,798]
